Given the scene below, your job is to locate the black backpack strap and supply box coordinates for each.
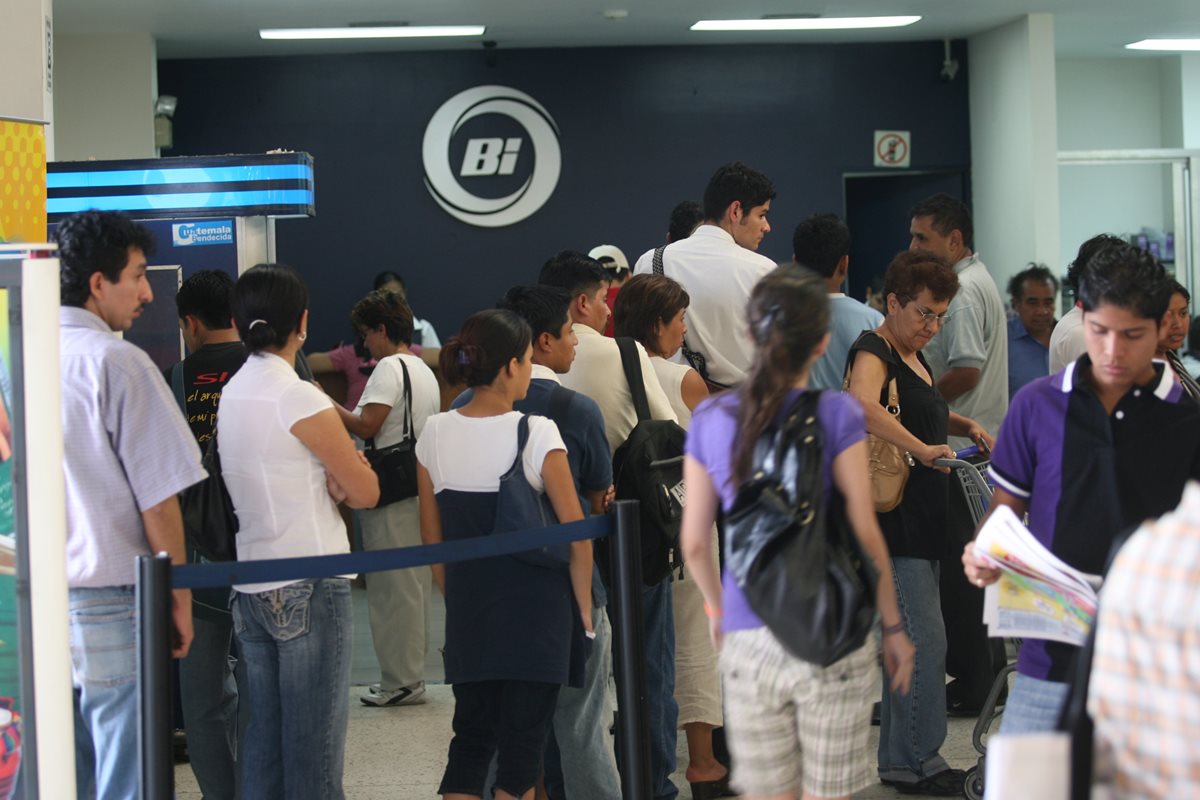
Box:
[652,245,666,276]
[615,337,652,422]
[170,362,186,415]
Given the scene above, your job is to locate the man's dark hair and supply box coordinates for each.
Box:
[667,200,704,243]
[55,210,156,307]
[1064,234,1125,292]
[792,213,851,279]
[1007,263,1060,302]
[910,193,974,251]
[176,270,235,330]
[373,270,405,291]
[351,289,414,346]
[497,285,572,341]
[538,250,607,299]
[1077,243,1171,323]
[702,162,777,221]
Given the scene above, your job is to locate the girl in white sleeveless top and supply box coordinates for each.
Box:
[614,274,730,799]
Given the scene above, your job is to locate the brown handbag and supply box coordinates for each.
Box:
[843,333,912,513]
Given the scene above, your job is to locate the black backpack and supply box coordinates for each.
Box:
[612,338,688,586]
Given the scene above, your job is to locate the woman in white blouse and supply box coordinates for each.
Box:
[336,289,442,708]
[218,264,379,799]
[613,274,731,798]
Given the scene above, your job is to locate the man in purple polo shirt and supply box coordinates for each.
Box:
[963,241,1200,733]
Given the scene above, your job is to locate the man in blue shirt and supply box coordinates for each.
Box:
[792,213,883,389]
[453,285,620,800]
[1007,264,1058,399]
[964,242,1200,733]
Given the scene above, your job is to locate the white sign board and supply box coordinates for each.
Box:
[874,130,911,168]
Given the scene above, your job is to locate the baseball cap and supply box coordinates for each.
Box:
[588,244,629,274]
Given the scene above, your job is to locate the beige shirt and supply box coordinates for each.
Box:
[560,324,678,454]
[650,355,694,429]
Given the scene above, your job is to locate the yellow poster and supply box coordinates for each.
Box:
[0,121,47,243]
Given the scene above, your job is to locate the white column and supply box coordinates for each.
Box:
[1161,54,1200,149]
[52,33,158,161]
[968,13,1060,290]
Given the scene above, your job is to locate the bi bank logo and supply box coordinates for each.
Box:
[172,220,233,247]
[422,86,561,228]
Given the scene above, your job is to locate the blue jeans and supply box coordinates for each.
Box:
[233,578,352,800]
[545,607,621,800]
[878,558,951,784]
[999,673,1070,734]
[615,580,678,800]
[180,611,248,800]
[70,586,138,800]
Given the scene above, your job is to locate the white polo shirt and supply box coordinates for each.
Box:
[559,324,678,454]
[633,224,775,386]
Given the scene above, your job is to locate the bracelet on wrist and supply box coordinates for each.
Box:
[881,620,905,636]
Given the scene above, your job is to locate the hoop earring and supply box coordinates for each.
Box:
[298,331,308,342]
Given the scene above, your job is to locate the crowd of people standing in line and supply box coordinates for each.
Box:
[56,155,1200,800]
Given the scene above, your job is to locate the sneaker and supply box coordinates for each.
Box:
[882,768,967,796]
[361,682,426,707]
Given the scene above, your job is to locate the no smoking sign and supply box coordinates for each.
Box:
[874,130,911,168]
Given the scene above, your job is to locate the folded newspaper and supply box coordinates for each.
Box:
[974,505,1102,646]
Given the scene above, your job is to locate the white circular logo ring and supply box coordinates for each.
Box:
[422,85,561,228]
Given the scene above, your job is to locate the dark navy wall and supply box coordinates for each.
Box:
[158,42,970,350]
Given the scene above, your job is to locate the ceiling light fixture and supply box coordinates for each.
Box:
[259,25,486,40]
[1125,39,1200,51]
[691,16,920,32]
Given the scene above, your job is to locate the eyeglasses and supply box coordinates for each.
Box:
[899,295,950,326]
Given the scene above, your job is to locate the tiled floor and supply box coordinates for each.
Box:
[175,587,992,798]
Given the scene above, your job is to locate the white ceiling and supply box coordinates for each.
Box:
[51,0,1200,60]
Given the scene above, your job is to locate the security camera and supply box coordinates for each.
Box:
[940,40,959,82]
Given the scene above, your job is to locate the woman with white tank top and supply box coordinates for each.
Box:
[614,274,731,799]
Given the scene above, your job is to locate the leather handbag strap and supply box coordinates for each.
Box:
[842,331,901,419]
[366,355,415,452]
[615,337,652,422]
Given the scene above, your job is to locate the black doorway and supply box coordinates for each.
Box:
[843,170,970,302]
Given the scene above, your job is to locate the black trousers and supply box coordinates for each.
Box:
[940,483,1006,707]
[439,680,560,798]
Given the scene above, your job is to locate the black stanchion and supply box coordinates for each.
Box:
[136,553,174,800]
[609,500,652,800]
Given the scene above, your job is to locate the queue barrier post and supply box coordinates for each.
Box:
[609,499,652,800]
[136,552,174,800]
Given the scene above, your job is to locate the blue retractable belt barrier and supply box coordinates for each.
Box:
[172,514,612,589]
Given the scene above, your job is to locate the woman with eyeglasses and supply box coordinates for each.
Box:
[844,250,993,797]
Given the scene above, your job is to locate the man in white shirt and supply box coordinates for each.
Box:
[539,251,681,799]
[633,162,777,387]
[1049,234,1126,373]
[792,213,883,390]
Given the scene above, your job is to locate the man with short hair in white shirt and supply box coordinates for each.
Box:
[633,162,777,388]
[793,212,884,390]
[1049,233,1127,373]
[56,211,206,800]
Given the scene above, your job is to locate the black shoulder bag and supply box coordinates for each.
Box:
[364,357,419,507]
[724,390,878,666]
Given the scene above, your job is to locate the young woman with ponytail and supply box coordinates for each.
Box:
[680,267,914,800]
[416,309,594,800]
[217,263,380,798]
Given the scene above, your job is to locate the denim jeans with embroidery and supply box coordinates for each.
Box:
[233,578,352,800]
